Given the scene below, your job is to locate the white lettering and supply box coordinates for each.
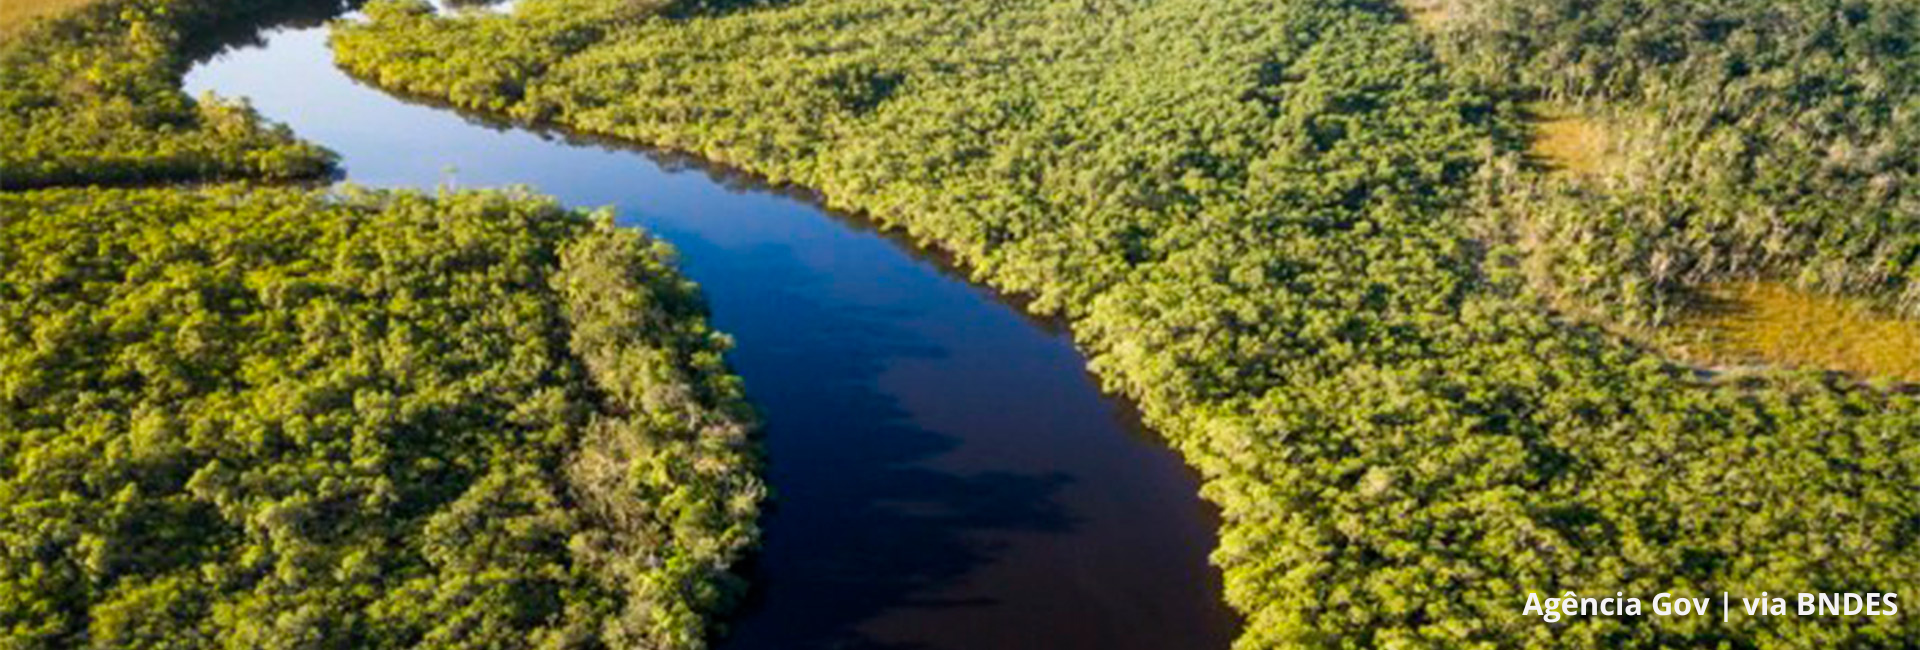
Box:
[1653,593,1707,617]
[1742,593,1788,616]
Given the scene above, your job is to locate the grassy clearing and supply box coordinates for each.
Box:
[0,0,99,38]
[1525,104,1617,176]
[1398,0,1456,31]
[1669,281,1920,383]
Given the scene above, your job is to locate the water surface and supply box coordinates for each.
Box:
[186,17,1238,650]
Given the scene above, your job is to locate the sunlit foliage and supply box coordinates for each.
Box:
[334,0,1920,647]
[0,187,763,649]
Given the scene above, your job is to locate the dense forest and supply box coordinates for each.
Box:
[0,187,763,649]
[332,0,1920,647]
[0,0,336,188]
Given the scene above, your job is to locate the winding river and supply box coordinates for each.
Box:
[185,10,1238,649]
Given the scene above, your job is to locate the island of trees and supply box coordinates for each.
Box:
[2,1,764,647]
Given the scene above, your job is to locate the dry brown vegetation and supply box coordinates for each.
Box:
[1398,0,1457,31]
[0,0,99,39]
[1669,282,1920,383]
[1526,104,1617,176]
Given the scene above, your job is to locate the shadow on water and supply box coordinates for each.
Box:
[667,233,1078,649]
[178,0,361,64]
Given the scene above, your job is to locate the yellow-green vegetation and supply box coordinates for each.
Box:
[1671,282,1920,383]
[0,186,763,649]
[0,0,100,39]
[331,0,1920,647]
[0,0,335,188]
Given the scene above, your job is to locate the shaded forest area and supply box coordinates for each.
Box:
[2,2,765,648]
[332,0,1920,647]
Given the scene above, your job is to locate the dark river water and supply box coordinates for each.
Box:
[185,12,1237,650]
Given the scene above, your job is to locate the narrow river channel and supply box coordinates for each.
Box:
[185,11,1238,649]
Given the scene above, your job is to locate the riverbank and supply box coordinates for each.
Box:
[329,1,1920,647]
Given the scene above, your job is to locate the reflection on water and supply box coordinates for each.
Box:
[185,19,1238,650]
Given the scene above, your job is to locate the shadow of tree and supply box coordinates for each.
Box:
[654,235,1078,650]
[658,0,798,21]
[179,0,361,64]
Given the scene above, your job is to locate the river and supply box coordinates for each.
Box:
[184,10,1238,649]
